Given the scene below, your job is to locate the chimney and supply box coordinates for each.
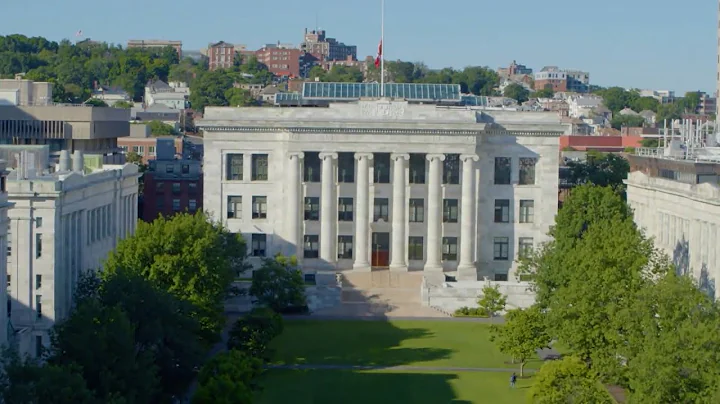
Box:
[72,150,84,173]
[59,150,71,171]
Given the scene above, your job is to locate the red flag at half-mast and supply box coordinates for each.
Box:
[374,40,382,68]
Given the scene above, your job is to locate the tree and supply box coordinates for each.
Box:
[490,306,551,376]
[528,356,615,404]
[189,69,234,111]
[224,87,257,106]
[595,87,635,113]
[566,151,630,189]
[503,83,530,103]
[476,285,507,317]
[84,98,108,107]
[640,138,659,148]
[103,212,247,339]
[610,114,646,129]
[681,91,701,114]
[192,350,262,404]
[656,102,683,124]
[249,254,307,313]
[113,100,133,109]
[534,88,554,98]
[630,96,660,113]
[147,120,177,137]
[125,151,143,165]
[227,307,284,360]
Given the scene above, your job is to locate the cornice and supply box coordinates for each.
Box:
[201,126,563,137]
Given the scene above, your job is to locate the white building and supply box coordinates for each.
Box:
[0,161,13,347]
[566,95,603,119]
[144,80,189,110]
[199,95,568,283]
[6,150,140,357]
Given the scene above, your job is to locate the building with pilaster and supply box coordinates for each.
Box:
[199,85,568,282]
[6,150,139,357]
[0,160,12,347]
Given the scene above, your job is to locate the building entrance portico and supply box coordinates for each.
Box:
[371,232,390,268]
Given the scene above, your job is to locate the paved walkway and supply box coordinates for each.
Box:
[266,364,537,373]
[283,314,505,323]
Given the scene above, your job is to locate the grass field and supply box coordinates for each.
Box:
[257,320,545,403]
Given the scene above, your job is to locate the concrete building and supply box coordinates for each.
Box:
[0,161,12,347]
[127,40,182,59]
[627,120,720,298]
[90,85,131,107]
[565,70,590,93]
[118,124,184,164]
[717,0,720,117]
[207,41,235,71]
[301,29,357,61]
[0,78,53,106]
[6,150,139,357]
[198,83,568,282]
[144,80,189,110]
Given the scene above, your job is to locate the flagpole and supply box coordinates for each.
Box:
[380,0,385,97]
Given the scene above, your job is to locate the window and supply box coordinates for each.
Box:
[6,237,10,257]
[442,237,458,261]
[6,274,10,288]
[493,237,510,260]
[373,153,390,183]
[172,199,180,211]
[519,200,535,223]
[252,196,267,219]
[35,234,42,258]
[35,335,42,358]
[166,165,174,174]
[373,198,389,222]
[35,274,41,290]
[303,152,321,182]
[35,295,42,319]
[408,236,424,260]
[409,154,426,184]
[189,183,198,194]
[519,158,537,185]
[443,154,460,184]
[303,235,319,258]
[189,199,197,211]
[35,217,42,228]
[132,146,144,153]
[443,199,459,223]
[251,234,266,257]
[409,199,424,223]
[337,152,354,183]
[156,198,165,209]
[226,154,243,180]
[155,182,165,194]
[304,197,320,221]
[337,235,353,259]
[149,146,156,156]
[227,196,242,218]
[172,183,181,194]
[494,273,509,282]
[182,164,190,174]
[518,237,534,259]
[494,157,511,185]
[494,199,510,223]
[252,154,269,181]
[338,197,353,221]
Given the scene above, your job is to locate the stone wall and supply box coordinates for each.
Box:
[421,278,536,314]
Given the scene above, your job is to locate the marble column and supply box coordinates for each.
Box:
[286,152,304,258]
[390,153,410,271]
[457,154,479,280]
[425,153,445,272]
[319,152,338,267]
[353,153,373,271]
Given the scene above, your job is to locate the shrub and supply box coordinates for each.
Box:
[227,308,284,359]
[453,307,489,318]
[250,254,307,313]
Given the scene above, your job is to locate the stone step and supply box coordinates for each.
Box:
[342,288,421,304]
[341,271,424,289]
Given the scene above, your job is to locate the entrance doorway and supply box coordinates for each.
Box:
[371,232,390,267]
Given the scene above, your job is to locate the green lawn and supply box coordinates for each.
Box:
[269,319,546,369]
[255,369,531,404]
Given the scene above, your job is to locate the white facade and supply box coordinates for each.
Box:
[200,101,567,282]
[0,162,13,347]
[626,170,720,298]
[6,152,140,357]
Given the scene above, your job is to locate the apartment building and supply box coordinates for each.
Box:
[207,41,235,70]
[255,46,302,78]
[301,29,357,61]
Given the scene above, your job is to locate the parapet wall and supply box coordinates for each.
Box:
[421,279,536,313]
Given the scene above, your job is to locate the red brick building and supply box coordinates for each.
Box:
[142,157,203,222]
[118,126,184,164]
[255,46,301,78]
[559,135,643,152]
[207,41,235,71]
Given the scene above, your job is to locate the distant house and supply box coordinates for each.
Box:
[619,107,639,116]
[259,86,281,104]
[639,110,656,125]
[567,95,603,119]
[90,85,131,106]
[131,104,182,129]
[144,79,189,110]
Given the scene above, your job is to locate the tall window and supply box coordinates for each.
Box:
[252,196,267,219]
[409,199,424,223]
[172,183,181,195]
[409,154,426,184]
[337,235,353,259]
[182,164,190,174]
[189,183,198,194]
[304,197,320,221]
[338,197,354,221]
[156,198,165,209]
[227,196,242,219]
[251,234,266,257]
[155,182,165,194]
[494,199,510,223]
[408,237,424,260]
[373,198,389,222]
[443,154,460,184]
[519,200,535,223]
[303,152,321,182]
[519,158,537,185]
[35,234,42,258]
[443,199,459,223]
[172,199,180,211]
[337,152,355,183]
[35,335,42,358]
[494,157,511,185]
[303,235,319,258]
[373,153,390,183]
[189,199,197,211]
[35,295,42,319]
[493,237,509,261]
[518,237,534,259]
[251,154,269,181]
[442,237,458,261]
[35,274,41,290]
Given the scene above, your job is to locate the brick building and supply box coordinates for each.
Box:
[255,46,302,78]
[301,29,357,61]
[207,41,235,71]
[117,125,183,164]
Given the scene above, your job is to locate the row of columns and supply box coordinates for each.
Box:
[285,152,478,279]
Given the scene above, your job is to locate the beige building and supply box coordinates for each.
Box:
[0,78,53,106]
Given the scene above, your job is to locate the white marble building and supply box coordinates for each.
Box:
[199,100,568,282]
[6,150,139,357]
[0,161,13,347]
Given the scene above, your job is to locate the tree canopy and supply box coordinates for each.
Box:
[528,356,615,404]
[503,83,530,103]
[565,151,630,189]
[192,350,262,404]
[490,306,550,376]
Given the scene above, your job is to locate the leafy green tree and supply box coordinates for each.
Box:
[596,87,636,113]
[189,69,234,111]
[113,100,133,109]
[477,285,507,317]
[103,212,247,339]
[224,87,257,106]
[84,98,108,107]
[504,83,530,103]
[322,65,364,83]
[656,102,683,124]
[147,120,177,137]
[528,356,615,404]
[610,114,646,129]
[566,151,630,189]
[640,138,659,147]
[192,350,262,404]
[681,91,701,114]
[125,151,143,165]
[227,307,284,360]
[534,88,554,98]
[630,96,660,113]
[490,306,551,376]
[250,254,307,313]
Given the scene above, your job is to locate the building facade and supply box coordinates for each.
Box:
[255,46,302,78]
[0,78,53,106]
[199,100,566,281]
[0,161,12,346]
[534,70,567,92]
[127,40,182,59]
[301,29,357,61]
[207,41,235,71]
[6,150,139,357]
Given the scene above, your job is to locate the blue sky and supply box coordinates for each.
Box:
[1,0,716,94]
